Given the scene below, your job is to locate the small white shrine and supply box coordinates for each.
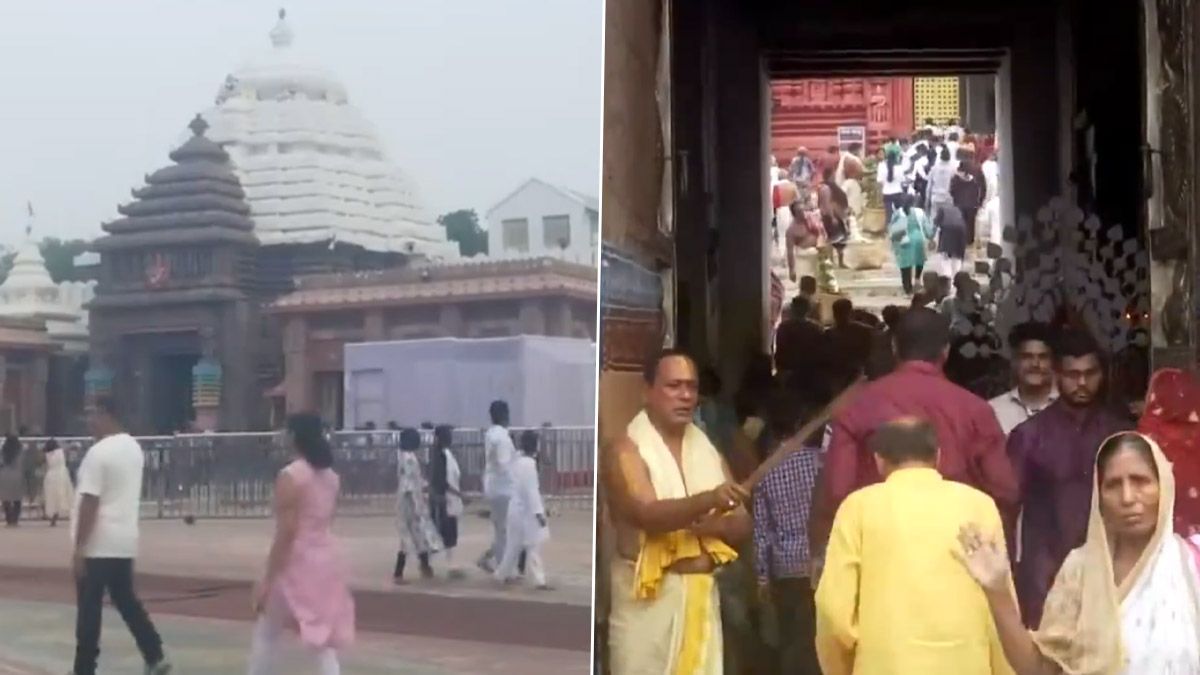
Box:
[0,232,94,354]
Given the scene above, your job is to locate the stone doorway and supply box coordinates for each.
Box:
[149,352,198,435]
[313,371,344,430]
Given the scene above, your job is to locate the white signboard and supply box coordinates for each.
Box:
[837,126,867,153]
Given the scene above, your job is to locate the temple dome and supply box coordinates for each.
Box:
[4,237,57,295]
[107,114,256,236]
[196,9,457,259]
[0,232,94,351]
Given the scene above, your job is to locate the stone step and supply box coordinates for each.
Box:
[838,270,990,290]
[837,276,915,296]
[844,294,914,312]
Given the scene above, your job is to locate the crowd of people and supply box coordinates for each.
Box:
[776,120,1001,295]
[0,395,553,674]
[0,433,75,527]
[772,272,992,392]
[603,293,1200,673]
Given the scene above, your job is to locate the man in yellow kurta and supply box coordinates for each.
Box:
[815,417,1014,675]
[603,349,752,674]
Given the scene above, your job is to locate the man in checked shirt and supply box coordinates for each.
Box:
[753,384,828,675]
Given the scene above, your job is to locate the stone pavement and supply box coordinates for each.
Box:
[0,598,588,674]
[0,510,593,606]
[0,511,596,673]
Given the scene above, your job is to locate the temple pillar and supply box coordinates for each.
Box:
[597,0,666,441]
[1146,0,1198,371]
[130,349,153,433]
[0,355,8,433]
[363,310,385,342]
[551,300,574,337]
[960,75,996,133]
[715,0,769,393]
[192,341,222,434]
[439,305,466,337]
[27,354,48,434]
[518,300,547,335]
[1009,9,1063,218]
[282,316,311,413]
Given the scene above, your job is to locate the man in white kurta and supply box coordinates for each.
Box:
[604,351,753,674]
[496,430,550,587]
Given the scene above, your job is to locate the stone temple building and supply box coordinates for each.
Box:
[82,10,594,434]
[201,9,457,261]
[87,114,265,434]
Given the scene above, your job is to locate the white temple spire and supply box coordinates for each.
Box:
[269,8,294,49]
[196,8,457,259]
[0,204,95,352]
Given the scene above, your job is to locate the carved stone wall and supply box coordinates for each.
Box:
[1148,0,1198,370]
[771,77,915,164]
[599,245,663,373]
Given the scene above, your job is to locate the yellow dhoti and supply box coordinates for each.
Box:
[607,411,737,675]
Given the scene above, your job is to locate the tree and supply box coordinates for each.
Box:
[437,209,488,257]
[0,237,90,285]
[39,238,90,282]
[0,249,13,284]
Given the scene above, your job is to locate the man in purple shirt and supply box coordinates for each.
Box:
[754,386,824,675]
[1007,329,1131,627]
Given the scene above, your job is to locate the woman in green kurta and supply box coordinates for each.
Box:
[888,193,935,295]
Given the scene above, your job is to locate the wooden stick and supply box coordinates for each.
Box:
[739,377,865,492]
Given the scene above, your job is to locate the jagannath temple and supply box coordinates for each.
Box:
[0,9,595,435]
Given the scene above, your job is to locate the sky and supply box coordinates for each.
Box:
[0,0,603,246]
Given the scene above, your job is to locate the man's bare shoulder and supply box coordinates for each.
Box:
[610,435,640,456]
[606,436,647,471]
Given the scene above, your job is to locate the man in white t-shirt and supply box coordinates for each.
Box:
[70,396,171,675]
[477,400,517,572]
[989,322,1058,435]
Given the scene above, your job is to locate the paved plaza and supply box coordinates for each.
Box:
[0,509,595,673]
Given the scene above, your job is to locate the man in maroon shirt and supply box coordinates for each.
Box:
[810,308,1017,568]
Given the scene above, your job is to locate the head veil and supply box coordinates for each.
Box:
[1031,431,1184,675]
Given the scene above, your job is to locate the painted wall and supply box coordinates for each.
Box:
[771,77,915,164]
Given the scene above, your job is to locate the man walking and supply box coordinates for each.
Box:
[989,322,1058,435]
[811,308,1017,563]
[815,418,1010,675]
[478,400,516,573]
[1006,330,1130,626]
[774,296,828,378]
[71,396,171,675]
[754,387,825,675]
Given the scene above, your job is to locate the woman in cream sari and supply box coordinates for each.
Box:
[957,431,1200,674]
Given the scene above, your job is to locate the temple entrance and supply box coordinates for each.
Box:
[150,353,197,434]
[658,0,1149,409]
[313,371,344,430]
[771,73,1010,326]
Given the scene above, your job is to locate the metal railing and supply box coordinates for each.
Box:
[19,427,595,519]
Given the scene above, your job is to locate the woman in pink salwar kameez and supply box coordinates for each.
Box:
[248,413,356,674]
